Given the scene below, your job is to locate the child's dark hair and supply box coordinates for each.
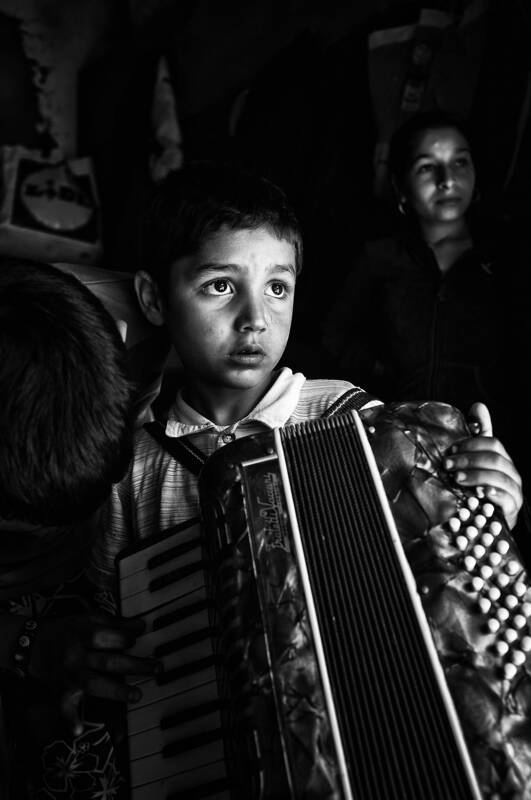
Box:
[0,260,133,526]
[142,161,303,289]
[388,110,473,189]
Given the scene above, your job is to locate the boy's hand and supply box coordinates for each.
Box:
[443,402,523,530]
[29,612,159,736]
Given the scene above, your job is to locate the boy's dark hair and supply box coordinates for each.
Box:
[0,260,133,526]
[142,161,303,289]
[388,110,473,189]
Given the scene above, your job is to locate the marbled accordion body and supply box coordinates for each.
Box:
[119,402,531,800]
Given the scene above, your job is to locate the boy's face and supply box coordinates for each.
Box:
[162,225,296,411]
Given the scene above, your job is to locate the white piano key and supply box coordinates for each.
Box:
[129,759,229,800]
[130,733,226,785]
[128,604,213,660]
[131,663,218,708]
[120,540,203,603]
[119,521,201,580]
[127,679,219,735]
[129,710,223,761]
[122,570,207,617]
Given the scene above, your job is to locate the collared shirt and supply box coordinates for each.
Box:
[90,368,372,588]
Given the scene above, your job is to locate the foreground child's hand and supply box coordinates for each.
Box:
[443,402,523,530]
[28,612,159,736]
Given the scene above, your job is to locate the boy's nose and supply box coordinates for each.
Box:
[436,165,455,189]
[236,293,267,332]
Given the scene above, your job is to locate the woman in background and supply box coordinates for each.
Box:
[323,109,531,550]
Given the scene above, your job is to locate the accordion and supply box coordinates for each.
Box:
[118,402,531,799]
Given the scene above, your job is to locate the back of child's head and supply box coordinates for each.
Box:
[388,109,473,190]
[142,161,303,289]
[0,259,133,526]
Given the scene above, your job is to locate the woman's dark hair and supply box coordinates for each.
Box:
[141,161,303,290]
[0,259,133,526]
[388,110,473,190]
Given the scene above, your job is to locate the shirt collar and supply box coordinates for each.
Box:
[165,367,306,437]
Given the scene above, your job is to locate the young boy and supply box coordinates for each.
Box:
[0,260,157,798]
[90,162,523,588]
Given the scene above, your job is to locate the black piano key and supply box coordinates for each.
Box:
[167,777,232,800]
[157,655,223,686]
[161,698,227,731]
[149,559,208,593]
[153,598,214,631]
[147,535,202,570]
[154,626,215,658]
[162,727,224,758]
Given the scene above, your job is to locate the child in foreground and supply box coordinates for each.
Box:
[0,260,157,798]
[90,162,523,589]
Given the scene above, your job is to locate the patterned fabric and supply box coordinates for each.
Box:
[89,368,377,589]
[0,568,127,799]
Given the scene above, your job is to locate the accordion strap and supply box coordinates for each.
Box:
[143,386,374,476]
[143,420,206,476]
[322,386,375,418]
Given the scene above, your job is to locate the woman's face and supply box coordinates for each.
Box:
[399,126,476,228]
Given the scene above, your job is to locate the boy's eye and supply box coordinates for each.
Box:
[266,282,287,297]
[203,279,232,295]
[417,163,434,174]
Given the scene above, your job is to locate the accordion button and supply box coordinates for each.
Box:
[467,496,480,511]
[507,560,521,576]
[504,661,518,680]
[472,544,486,559]
[489,586,501,602]
[465,525,479,540]
[496,539,510,555]
[464,555,476,572]
[505,628,518,644]
[482,502,495,518]
[481,532,494,548]
[497,607,510,623]
[456,535,468,551]
[474,514,487,529]
[471,576,484,592]
[489,552,502,567]
[480,564,493,580]
[521,602,531,618]
[448,517,461,533]
[459,508,472,522]
[505,594,518,610]
[513,614,526,630]
[512,649,526,666]
[520,636,531,652]
[496,639,510,656]
[514,581,527,598]
[497,573,511,589]
[478,597,491,614]
[487,618,501,633]
[489,520,503,536]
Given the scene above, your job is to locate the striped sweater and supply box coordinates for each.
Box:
[89,368,372,589]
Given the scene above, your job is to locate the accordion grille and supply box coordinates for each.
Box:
[280,415,476,800]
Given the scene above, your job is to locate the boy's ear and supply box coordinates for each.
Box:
[134,270,166,327]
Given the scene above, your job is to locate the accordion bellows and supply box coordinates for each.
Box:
[199,402,531,799]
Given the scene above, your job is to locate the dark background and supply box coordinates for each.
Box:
[1,0,530,370]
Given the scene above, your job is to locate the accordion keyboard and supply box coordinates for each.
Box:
[117,519,231,800]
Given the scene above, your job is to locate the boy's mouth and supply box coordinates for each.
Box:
[228,344,266,364]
